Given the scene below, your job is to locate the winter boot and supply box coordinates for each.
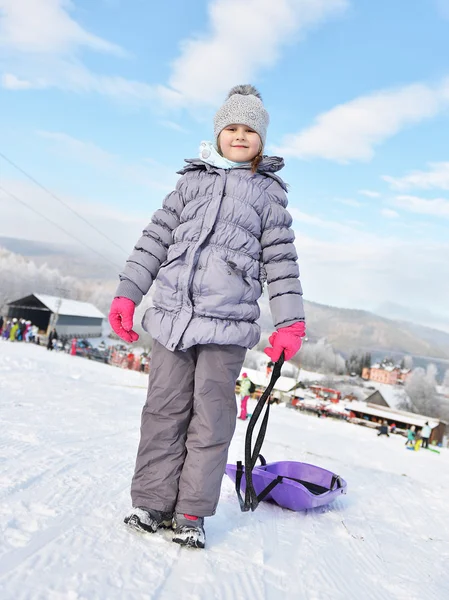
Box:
[124,507,173,534]
[172,513,206,549]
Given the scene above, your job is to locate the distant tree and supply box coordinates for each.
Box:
[404,367,441,417]
[443,369,449,389]
[345,352,366,376]
[401,355,414,370]
[296,339,346,375]
[426,363,438,387]
[363,353,372,369]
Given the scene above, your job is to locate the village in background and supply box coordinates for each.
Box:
[2,282,448,449]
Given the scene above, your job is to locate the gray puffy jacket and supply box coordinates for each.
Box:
[115,156,305,351]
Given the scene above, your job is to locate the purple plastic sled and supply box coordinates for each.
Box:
[225,461,347,512]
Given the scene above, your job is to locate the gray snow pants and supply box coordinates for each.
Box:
[131,340,246,517]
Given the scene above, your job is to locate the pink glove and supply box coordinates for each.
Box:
[264,322,306,362]
[108,297,139,343]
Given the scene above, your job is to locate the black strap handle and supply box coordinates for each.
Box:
[237,353,285,512]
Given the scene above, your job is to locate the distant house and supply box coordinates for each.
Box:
[347,400,447,445]
[7,293,105,337]
[362,363,410,385]
[364,390,389,407]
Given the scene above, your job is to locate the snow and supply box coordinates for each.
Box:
[34,294,105,319]
[1,342,449,600]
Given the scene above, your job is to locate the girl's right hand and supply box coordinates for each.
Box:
[108,297,139,343]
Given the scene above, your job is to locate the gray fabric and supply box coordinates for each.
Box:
[131,340,246,517]
[116,156,305,352]
[213,84,269,146]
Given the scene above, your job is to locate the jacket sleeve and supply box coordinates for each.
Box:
[114,178,186,305]
[260,180,305,329]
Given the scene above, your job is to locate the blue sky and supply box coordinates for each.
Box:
[1,0,449,329]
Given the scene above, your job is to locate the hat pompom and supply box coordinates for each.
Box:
[226,84,262,101]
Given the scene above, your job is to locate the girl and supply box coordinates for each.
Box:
[109,85,306,549]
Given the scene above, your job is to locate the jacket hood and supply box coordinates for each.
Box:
[179,155,285,174]
[178,155,287,190]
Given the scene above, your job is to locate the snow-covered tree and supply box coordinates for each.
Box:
[0,247,115,319]
[295,339,346,375]
[443,369,449,390]
[401,355,414,370]
[425,363,438,387]
[404,367,441,417]
[345,352,370,376]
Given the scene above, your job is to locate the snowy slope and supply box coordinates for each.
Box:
[1,343,448,600]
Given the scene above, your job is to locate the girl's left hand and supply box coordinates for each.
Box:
[264,321,306,362]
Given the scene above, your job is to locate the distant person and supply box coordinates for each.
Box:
[9,319,19,341]
[405,425,416,447]
[0,315,3,335]
[377,420,390,437]
[238,373,252,420]
[108,85,306,548]
[421,422,431,449]
[47,328,58,351]
[31,324,39,344]
[127,351,135,369]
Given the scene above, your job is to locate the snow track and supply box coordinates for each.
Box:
[1,343,449,599]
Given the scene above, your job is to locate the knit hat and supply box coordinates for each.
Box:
[214,85,269,148]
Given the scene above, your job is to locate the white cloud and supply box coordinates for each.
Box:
[0,177,144,259]
[161,0,348,106]
[37,130,177,192]
[436,0,449,19]
[393,194,449,218]
[160,120,190,134]
[384,162,449,191]
[1,72,34,89]
[275,79,449,162]
[337,198,362,207]
[0,0,161,102]
[295,232,449,317]
[289,207,366,237]
[381,208,399,218]
[359,189,381,198]
[0,0,125,55]
[0,0,348,108]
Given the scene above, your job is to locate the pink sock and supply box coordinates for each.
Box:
[183,514,198,521]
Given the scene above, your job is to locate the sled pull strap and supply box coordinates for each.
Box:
[256,475,283,503]
[242,353,285,512]
[235,463,284,509]
[331,474,343,491]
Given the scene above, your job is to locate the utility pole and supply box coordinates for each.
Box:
[53,296,62,329]
[47,287,69,335]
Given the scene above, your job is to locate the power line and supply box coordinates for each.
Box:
[0,150,131,256]
[0,184,123,272]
